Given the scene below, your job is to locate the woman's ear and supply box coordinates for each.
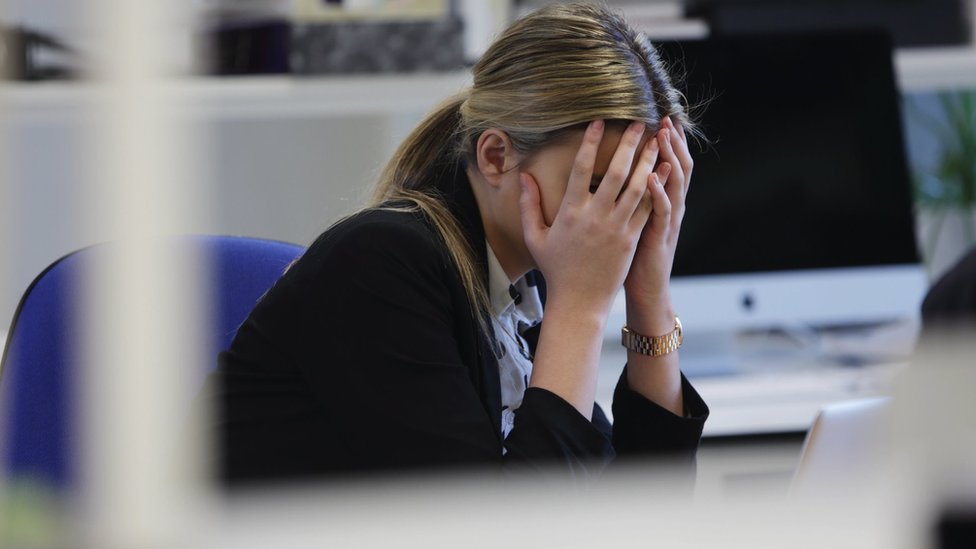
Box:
[475,129,519,189]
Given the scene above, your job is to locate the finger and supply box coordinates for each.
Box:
[615,135,659,222]
[665,115,687,144]
[593,121,645,207]
[518,173,547,247]
[658,129,686,202]
[628,186,653,234]
[655,161,673,191]
[666,117,694,191]
[565,120,605,205]
[647,172,672,236]
[658,160,683,225]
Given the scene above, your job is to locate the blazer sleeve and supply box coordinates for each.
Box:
[610,366,709,461]
[521,271,708,466]
[282,213,613,475]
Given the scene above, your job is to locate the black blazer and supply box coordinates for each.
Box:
[206,162,708,484]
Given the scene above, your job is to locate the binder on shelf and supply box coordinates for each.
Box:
[200,0,465,76]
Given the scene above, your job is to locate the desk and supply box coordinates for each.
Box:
[596,343,908,437]
[689,362,906,436]
[596,344,907,498]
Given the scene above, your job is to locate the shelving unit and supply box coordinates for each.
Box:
[2,45,974,113]
[0,71,473,119]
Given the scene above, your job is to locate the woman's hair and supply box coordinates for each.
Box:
[368,2,697,329]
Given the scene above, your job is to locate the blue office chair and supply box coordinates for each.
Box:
[0,235,305,491]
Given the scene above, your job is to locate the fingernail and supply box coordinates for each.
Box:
[592,119,604,131]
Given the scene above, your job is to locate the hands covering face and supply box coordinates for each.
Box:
[625,116,693,307]
[519,117,692,312]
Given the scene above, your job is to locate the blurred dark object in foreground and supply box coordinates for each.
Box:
[937,504,976,549]
[0,24,77,80]
[921,246,976,331]
[201,16,465,76]
[686,0,972,48]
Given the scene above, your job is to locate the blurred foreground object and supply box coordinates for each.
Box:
[791,396,892,495]
[936,505,976,549]
[921,245,976,330]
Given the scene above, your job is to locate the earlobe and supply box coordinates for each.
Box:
[475,129,517,188]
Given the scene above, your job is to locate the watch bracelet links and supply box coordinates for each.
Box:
[621,316,682,356]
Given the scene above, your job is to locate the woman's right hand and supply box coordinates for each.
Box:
[518,120,661,315]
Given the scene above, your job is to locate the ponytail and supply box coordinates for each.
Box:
[372,92,467,203]
[369,92,493,335]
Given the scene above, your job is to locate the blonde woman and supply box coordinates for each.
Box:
[209,3,709,483]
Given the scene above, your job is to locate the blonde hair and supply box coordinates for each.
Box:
[369,2,697,330]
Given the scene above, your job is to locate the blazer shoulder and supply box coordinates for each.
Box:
[292,206,451,282]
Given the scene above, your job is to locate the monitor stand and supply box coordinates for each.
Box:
[678,318,921,378]
[676,330,743,377]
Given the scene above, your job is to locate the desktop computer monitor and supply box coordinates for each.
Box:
[608,32,927,369]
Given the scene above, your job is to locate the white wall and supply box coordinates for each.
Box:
[0,100,424,326]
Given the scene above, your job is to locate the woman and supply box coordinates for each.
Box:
[209,2,709,483]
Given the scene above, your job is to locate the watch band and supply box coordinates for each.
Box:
[621,316,683,356]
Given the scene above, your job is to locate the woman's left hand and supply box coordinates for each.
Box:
[624,116,693,308]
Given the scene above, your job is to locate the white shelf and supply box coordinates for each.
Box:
[0,71,473,120]
[183,72,473,118]
[1,45,974,121]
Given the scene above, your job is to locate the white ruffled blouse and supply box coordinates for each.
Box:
[485,243,544,442]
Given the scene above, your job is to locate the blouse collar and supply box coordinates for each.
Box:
[486,242,516,318]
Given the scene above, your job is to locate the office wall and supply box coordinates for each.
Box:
[0,107,421,327]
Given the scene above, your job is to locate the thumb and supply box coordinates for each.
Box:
[518,172,547,245]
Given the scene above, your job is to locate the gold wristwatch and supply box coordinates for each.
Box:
[621,316,682,356]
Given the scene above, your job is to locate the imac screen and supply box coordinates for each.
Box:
[657,32,919,278]
[618,32,930,372]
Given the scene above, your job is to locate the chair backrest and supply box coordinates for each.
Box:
[0,235,305,491]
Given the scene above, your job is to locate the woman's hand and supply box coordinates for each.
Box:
[519,119,662,419]
[519,120,659,314]
[624,116,693,312]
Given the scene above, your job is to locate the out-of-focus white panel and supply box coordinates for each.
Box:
[80,1,206,548]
